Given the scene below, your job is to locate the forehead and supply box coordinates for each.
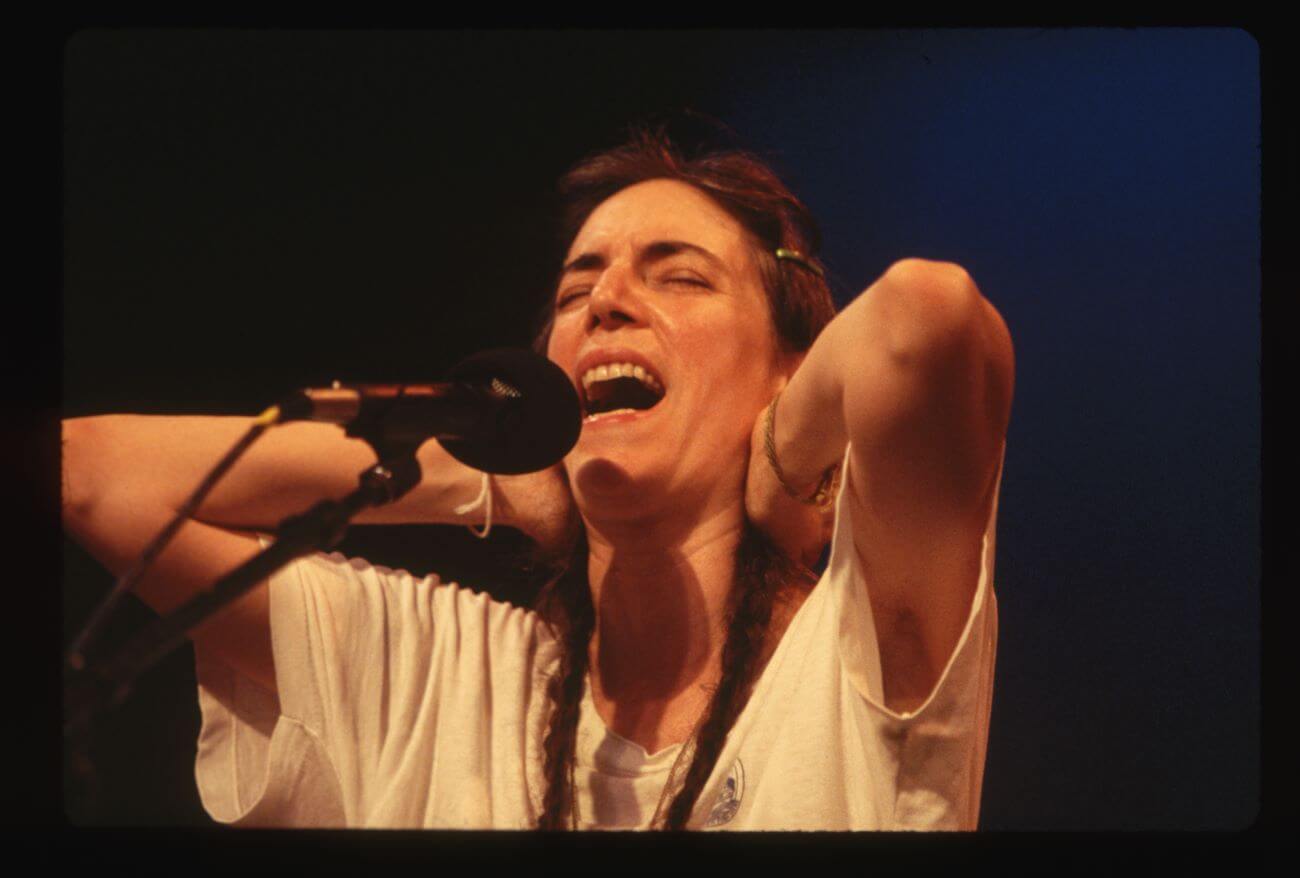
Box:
[567,179,753,261]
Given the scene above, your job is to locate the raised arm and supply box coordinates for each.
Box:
[747,258,1014,712]
[62,415,576,693]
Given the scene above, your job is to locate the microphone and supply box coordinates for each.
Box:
[277,348,581,475]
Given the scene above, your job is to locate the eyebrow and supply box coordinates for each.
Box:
[559,239,727,278]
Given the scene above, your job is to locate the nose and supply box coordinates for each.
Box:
[587,260,646,331]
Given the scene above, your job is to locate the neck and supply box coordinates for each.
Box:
[583,499,744,713]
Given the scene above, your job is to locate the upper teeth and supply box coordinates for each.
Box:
[581,362,663,395]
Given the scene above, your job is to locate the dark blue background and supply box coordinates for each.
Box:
[62,29,1260,830]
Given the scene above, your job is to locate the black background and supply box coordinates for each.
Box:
[59,29,1262,831]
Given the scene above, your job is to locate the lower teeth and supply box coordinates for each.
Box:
[587,408,638,420]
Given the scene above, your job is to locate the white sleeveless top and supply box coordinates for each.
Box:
[193,445,1002,829]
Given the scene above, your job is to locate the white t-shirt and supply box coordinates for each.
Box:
[193,446,1003,829]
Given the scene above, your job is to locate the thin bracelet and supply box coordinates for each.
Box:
[452,471,494,539]
[763,392,840,509]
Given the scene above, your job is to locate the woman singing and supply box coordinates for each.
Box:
[61,130,1014,829]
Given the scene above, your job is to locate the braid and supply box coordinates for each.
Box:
[530,522,813,831]
[526,127,836,830]
[662,521,815,830]
[534,533,595,830]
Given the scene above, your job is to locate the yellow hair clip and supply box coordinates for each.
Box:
[774,248,825,279]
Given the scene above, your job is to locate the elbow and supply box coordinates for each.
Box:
[61,416,119,531]
[876,258,985,360]
[865,259,1016,428]
[878,257,977,343]
[61,417,98,527]
[882,258,977,295]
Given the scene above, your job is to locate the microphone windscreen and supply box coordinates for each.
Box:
[438,348,581,474]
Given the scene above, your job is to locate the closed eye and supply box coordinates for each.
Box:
[556,288,591,309]
[660,274,710,288]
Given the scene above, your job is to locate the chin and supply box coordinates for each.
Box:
[567,451,672,512]
[570,452,641,493]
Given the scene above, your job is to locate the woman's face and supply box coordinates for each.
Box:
[547,178,791,519]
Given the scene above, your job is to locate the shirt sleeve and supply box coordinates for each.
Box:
[827,442,1004,827]
[192,548,540,827]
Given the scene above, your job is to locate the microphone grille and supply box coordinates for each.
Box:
[440,348,580,474]
[488,377,523,399]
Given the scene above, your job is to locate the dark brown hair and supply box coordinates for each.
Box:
[532,127,836,830]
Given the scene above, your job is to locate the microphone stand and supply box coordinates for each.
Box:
[62,346,582,812]
[63,449,422,739]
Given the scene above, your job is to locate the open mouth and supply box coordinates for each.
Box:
[580,362,666,419]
